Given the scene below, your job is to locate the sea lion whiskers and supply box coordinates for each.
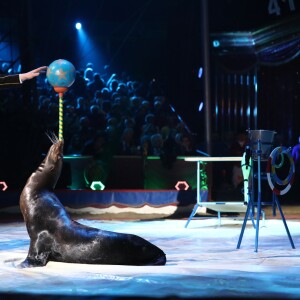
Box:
[45,131,60,145]
[45,131,55,144]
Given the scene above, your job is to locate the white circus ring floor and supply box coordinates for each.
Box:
[1,213,300,299]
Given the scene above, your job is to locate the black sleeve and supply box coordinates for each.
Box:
[0,75,21,89]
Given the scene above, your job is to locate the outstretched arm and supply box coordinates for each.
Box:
[19,66,48,82]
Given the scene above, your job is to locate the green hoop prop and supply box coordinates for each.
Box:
[266,146,295,195]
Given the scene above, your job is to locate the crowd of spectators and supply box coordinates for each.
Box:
[0,62,199,167]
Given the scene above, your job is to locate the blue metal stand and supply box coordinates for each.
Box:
[237,139,295,251]
[185,203,200,228]
[185,157,244,228]
[185,161,202,228]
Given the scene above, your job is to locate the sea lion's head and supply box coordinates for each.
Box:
[46,133,64,161]
[38,133,64,189]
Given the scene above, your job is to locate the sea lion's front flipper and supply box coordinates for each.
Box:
[17,254,49,268]
[17,250,51,268]
[17,237,52,268]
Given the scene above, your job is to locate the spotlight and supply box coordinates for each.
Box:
[198,67,203,78]
[212,40,220,47]
[198,101,204,112]
[75,22,82,30]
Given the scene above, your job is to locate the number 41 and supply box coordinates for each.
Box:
[268,0,296,16]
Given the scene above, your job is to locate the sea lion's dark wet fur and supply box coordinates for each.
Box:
[19,134,166,268]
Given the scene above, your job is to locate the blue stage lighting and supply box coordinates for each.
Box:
[198,101,204,112]
[212,40,220,47]
[198,67,203,78]
[75,22,82,30]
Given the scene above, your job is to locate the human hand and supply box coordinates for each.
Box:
[19,66,48,82]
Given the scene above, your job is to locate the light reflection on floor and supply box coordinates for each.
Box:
[1,217,300,299]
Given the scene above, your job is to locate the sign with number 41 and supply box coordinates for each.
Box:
[268,0,296,16]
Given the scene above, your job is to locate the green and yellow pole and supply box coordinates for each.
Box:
[58,93,64,141]
[54,87,68,141]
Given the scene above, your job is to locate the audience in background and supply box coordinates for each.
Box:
[0,61,201,186]
[6,61,294,194]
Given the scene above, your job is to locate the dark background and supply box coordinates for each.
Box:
[1,0,298,134]
[0,0,300,190]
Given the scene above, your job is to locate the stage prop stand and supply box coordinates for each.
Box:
[55,87,67,141]
[237,139,295,252]
[184,160,202,228]
[184,157,243,228]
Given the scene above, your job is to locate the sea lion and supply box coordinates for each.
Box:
[18,133,166,268]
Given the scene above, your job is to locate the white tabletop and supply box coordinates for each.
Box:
[184,156,242,162]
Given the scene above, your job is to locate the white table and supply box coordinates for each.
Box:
[184,156,243,227]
